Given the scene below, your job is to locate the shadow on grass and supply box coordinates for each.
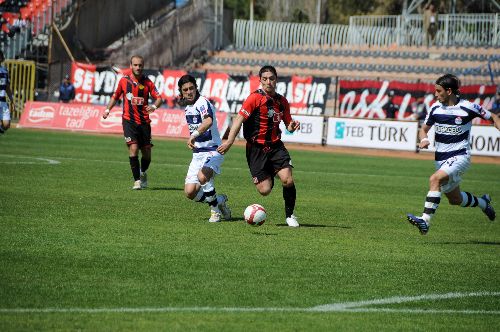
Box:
[149,187,184,191]
[439,241,500,246]
[275,223,352,228]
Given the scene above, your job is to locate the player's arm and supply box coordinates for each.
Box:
[145,81,163,113]
[216,114,245,154]
[103,79,123,119]
[282,98,299,132]
[102,97,117,119]
[418,123,432,149]
[490,112,500,130]
[6,84,14,112]
[187,114,213,150]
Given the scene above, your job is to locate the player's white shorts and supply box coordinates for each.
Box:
[185,151,224,184]
[0,102,10,121]
[435,154,471,193]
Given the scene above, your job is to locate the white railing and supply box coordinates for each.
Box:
[349,13,499,47]
[233,13,499,49]
[2,0,74,59]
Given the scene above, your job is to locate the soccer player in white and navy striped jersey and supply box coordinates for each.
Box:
[179,74,231,223]
[0,50,14,135]
[407,74,500,235]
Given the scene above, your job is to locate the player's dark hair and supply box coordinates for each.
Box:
[178,74,197,92]
[436,74,460,97]
[259,65,277,78]
[177,74,199,105]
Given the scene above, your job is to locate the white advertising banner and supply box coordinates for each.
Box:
[279,115,324,144]
[326,117,419,151]
[423,125,500,157]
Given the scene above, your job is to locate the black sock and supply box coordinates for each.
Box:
[283,184,296,218]
[141,157,151,173]
[129,156,140,180]
[204,189,218,207]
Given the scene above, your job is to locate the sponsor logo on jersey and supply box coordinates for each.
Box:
[455,116,462,125]
[131,97,144,105]
[138,84,144,90]
[188,123,199,132]
[435,124,463,135]
[267,108,274,118]
[473,103,481,111]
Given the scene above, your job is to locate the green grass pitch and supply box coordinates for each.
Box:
[0,128,499,331]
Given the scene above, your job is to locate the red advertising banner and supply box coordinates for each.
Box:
[19,102,228,138]
[70,62,331,115]
[338,79,496,124]
[71,62,97,104]
[161,69,188,108]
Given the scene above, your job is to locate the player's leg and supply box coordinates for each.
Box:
[198,167,221,222]
[123,121,142,189]
[449,187,496,221]
[439,155,493,219]
[198,152,231,221]
[138,124,153,188]
[128,143,141,190]
[406,169,447,235]
[246,143,273,196]
[0,105,11,134]
[276,166,299,227]
[255,178,273,196]
[270,143,298,227]
[185,153,204,201]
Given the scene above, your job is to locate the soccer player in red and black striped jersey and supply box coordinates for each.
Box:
[103,55,162,190]
[218,65,301,227]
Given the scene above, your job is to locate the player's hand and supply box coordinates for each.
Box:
[145,105,157,113]
[288,120,300,133]
[419,138,430,149]
[102,109,110,119]
[217,142,233,155]
[187,136,195,150]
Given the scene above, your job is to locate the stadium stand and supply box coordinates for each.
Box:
[200,16,499,86]
[202,44,498,84]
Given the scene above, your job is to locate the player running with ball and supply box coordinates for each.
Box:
[407,74,500,235]
[218,65,301,227]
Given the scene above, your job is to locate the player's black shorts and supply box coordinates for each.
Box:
[122,120,153,148]
[246,140,292,184]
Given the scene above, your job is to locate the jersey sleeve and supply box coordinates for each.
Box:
[471,102,491,121]
[281,97,292,126]
[199,98,214,119]
[425,103,439,126]
[112,78,124,100]
[239,93,258,120]
[147,79,161,100]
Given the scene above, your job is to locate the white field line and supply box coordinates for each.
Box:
[0,155,493,184]
[1,291,499,314]
[0,154,60,165]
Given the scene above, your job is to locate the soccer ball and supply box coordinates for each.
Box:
[244,204,267,226]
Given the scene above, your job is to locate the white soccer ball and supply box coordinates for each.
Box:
[244,204,267,226]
